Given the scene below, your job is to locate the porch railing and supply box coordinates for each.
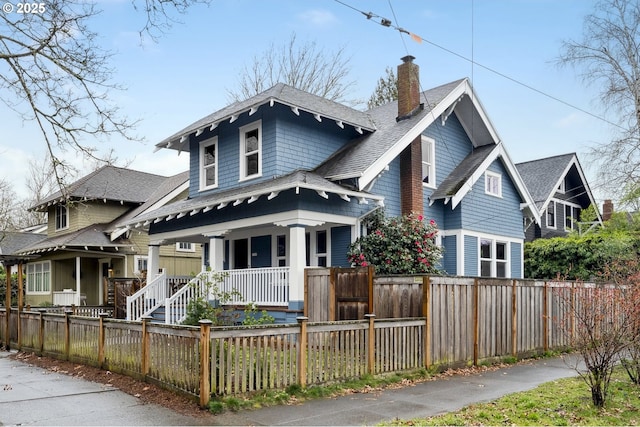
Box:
[126,270,167,321]
[220,267,289,306]
[163,267,290,325]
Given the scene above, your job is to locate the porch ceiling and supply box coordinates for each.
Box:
[123,170,384,231]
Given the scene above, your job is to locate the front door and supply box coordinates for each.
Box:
[233,239,249,269]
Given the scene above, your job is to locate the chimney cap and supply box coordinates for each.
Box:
[401,55,415,64]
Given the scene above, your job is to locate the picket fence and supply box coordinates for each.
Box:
[0,277,598,407]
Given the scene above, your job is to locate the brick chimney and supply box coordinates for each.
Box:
[602,199,613,221]
[397,56,424,216]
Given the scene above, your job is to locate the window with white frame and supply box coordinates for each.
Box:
[176,242,195,252]
[485,171,502,197]
[134,255,148,273]
[480,239,508,278]
[557,178,566,194]
[239,120,262,181]
[565,204,581,231]
[421,136,436,188]
[199,137,218,190]
[55,204,68,231]
[26,261,51,294]
[316,230,327,267]
[546,201,556,229]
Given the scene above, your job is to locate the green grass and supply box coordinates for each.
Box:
[382,367,640,426]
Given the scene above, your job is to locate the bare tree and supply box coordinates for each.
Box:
[556,0,640,200]
[367,66,398,109]
[0,178,18,231]
[0,0,209,194]
[227,33,358,105]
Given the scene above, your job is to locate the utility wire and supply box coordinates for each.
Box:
[333,0,627,132]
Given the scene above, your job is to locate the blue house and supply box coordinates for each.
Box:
[123,56,539,323]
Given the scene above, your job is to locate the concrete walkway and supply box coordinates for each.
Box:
[1,349,582,426]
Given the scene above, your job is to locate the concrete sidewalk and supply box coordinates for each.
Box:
[1,349,582,426]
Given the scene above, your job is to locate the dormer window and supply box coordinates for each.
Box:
[239,120,262,181]
[199,137,218,191]
[55,204,68,231]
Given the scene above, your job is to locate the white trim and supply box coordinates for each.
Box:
[148,209,357,245]
[479,237,509,278]
[546,200,557,230]
[421,135,436,189]
[55,204,68,231]
[239,120,262,181]
[176,242,196,252]
[26,260,52,294]
[133,255,148,273]
[199,136,219,191]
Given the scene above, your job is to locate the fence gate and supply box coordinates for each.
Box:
[305,266,373,321]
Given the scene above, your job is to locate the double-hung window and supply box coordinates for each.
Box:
[480,239,508,278]
[547,201,556,229]
[199,137,218,190]
[55,204,68,231]
[565,204,581,231]
[239,120,262,181]
[134,255,148,273]
[421,136,436,188]
[26,261,51,294]
[485,171,502,197]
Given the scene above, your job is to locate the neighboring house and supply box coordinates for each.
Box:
[516,153,602,241]
[13,166,202,307]
[122,56,540,324]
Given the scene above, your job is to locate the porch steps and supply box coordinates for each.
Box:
[148,304,188,324]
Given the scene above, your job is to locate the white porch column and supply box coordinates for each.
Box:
[209,237,224,271]
[75,256,81,305]
[288,225,306,303]
[147,244,161,278]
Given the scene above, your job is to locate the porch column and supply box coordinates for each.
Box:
[209,237,224,272]
[288,225,306,304]
[75,256,81,305]
[147,244,160,278]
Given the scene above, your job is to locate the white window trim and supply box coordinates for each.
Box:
[199,137,218,191]
[484,171,502,198]
[134,255,148,273]
[55,204,68,231]
[176,242,195,252]
[564,202,581,231]
[239,120,262,182]
[546,200,557,230]
[557,178,566,194]
[26,260,51,294]
[273,234,288,267]
[307,227,331,267]
[421,135,436,189]
[479,238,509,278]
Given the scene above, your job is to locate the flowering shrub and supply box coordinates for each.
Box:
[347,209,443,275]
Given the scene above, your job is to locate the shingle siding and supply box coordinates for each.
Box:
[331,226,352,267]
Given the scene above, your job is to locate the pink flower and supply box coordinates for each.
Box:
[361,261,368,267]
[359,254,365,261]
[417,214,424,221]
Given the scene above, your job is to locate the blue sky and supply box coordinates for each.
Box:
[1,0,612,203]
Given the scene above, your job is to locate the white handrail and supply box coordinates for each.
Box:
[219,267,289,306]
[126,270,168,321]
[164,273,208,324]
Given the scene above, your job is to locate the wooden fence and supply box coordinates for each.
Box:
[0,276,609,407]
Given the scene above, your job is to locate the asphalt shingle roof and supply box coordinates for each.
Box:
[0,231,46,257]
[33,166,169,211]
[17,224,133,255]
[515,153,576,208]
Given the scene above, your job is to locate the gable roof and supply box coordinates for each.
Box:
[315,78,501,191]
[32,166,169,212]
[516,153,601,222]
[155,83,377,153]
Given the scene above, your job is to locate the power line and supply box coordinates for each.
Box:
[333,0,627,132]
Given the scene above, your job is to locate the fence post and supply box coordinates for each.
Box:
[511,279,517,358]
[141,316,153,376]
[64,307,73,360]
[367,265,374,314]
[199,319,212,408]
[297,316,308,388]
[329,269,336,321]
[17,306,22,351]
[473,278,479,366]
[4,270,10,350]
[422,276,431,369]
[543,281,549,352]
[98,313,109,368]
[365,313,376,374]
[38,309,45,355]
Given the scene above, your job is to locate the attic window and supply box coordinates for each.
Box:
[484,171,502,198]
[239,120,262,181]
[421,136,436,188]
[557,178,566,194]
[55,204,68,231]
